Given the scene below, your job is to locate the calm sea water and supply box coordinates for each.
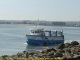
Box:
[0,24,80,56]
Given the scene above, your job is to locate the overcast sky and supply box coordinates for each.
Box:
[0,0,80,21]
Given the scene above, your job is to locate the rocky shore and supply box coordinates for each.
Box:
[0,41,80,60]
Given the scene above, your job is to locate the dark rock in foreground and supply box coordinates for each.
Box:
[71,41,79,46]
[0,41,80,60]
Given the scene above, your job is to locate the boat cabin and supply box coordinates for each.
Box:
[30,28,44,35]
[30,28,63,37]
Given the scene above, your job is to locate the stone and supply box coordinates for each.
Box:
[57,49,65,53]
[23,51,26,54]
[46,48,56,52]
[29,52,35,55]
[54,51,63,57]
[41,49,47,53]
[65,48,71,53]
[71,41,79,46]
[37,53,43,58]
[64,52,72,58]
[47,51,54,56]
[65,43,71,48]
[17,53,23,57]
[56,43,65,49]
[73,55,80,60]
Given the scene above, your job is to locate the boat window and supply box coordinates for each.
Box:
[35,30,39,33]
[37,30,40,33]
[35,31,37,33]
[45,32,50,36]
[31,30,34,33]
[40,31,43,35]
[52,31,56,36]
[35,30,41,33]
[57,31,62,36]
[31,30,44,34]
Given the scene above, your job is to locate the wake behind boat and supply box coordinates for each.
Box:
[26,26,64,46]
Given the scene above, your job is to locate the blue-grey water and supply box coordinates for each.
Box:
[0,24,80,56]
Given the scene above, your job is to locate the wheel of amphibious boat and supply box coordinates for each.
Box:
[43,42,46,46]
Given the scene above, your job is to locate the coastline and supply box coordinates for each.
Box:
[0,41,80,60]
[0,24,80,27]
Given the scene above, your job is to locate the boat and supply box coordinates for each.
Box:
[26,25,64,46]
[26,17,64,46]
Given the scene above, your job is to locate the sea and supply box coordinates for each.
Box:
[0,24,80,56]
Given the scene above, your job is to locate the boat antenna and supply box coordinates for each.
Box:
[35,15,39,29]
[37,14,39,26]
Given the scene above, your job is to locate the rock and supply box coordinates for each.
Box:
[22,54,26,58]
[35,51,40,56]
[63,54,74,60]
[29,55,32,58]
[47,55,54,58]
[54,51,63,57]
[57,49,65,53]
[73,55,80,59]
[46,48,56,52]
[71,50,77,55]
[64,52,72,58]
[37,53,43,58]
[65,48,71,53]
[67,57,75,60]
[71,47,80,55]
[41,53,48,58]
[47,51,54,56]
[2,55,9,59]
[56,43,65,49]
[26,52,29,58]
[42,53,47,56]
[75,47,80,52]
[2,55,9,57]
[63,56,75,60]
[29,52,35,55]
[73,45,80,48]
[62,56,67,60]
[77,52,80,55]
[23,51,26,54]
[65,43,71,48]
[11,54,17,58]
[71,41,79,46]
[17,53,23,57]
[41,49,47,53]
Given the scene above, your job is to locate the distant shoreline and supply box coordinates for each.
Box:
[0,24,80,27]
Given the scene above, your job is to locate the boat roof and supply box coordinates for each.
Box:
[29,28,63,32]
[29,28,44,31]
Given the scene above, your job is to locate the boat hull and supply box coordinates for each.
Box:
[26,39,64,46]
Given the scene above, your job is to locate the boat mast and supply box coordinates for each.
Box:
[35,15,39,29]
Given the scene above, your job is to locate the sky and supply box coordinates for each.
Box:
[0,0,80,21]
